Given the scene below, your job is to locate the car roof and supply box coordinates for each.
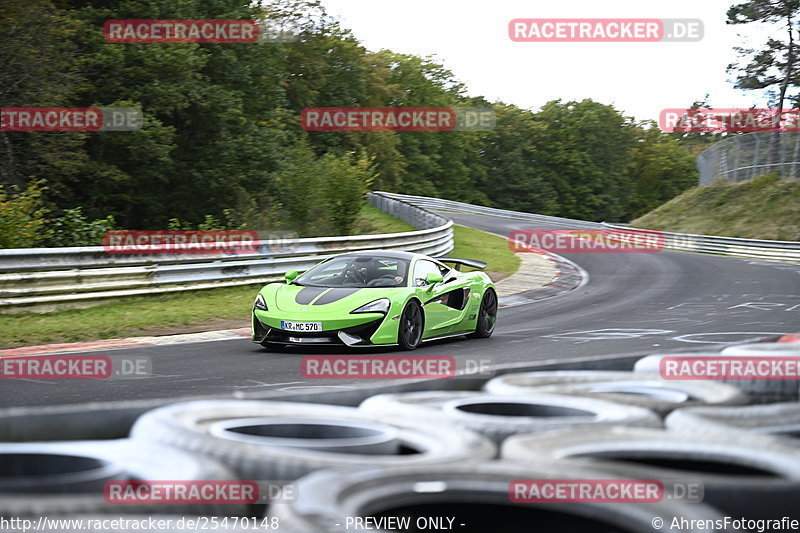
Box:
[340,250,427,261]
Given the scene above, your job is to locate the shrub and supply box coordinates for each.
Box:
[0,180,50,248]
[48,207,116,247]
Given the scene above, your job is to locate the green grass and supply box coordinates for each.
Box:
[449,225,521,276]
[631,174,800,241]
[351,204,415,234]
[0,212,519,349]
[0,284,259,348]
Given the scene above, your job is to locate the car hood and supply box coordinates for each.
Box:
[274,284,385,312]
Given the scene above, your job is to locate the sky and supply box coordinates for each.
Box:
[319,0,776,122]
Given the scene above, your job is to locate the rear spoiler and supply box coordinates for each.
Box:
[435,257,488,271]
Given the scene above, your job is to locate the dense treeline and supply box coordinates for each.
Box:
[0,0,698,246]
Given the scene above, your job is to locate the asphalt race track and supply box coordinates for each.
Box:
[3,211,799,408]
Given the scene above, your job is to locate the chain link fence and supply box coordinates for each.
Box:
[697,132,800,185]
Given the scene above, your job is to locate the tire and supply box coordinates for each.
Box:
[0,440,242,517]
[721,343,800,355]
[129,400,496,481]
[634,351,799,403]
[469,288,497,338]
[397,300,423,350]
[720,343,800,402]
[483,370,749,415]
[666,402,800,445]
[502,426,800,519]
[359,391,661,444]
[268,462,725,533]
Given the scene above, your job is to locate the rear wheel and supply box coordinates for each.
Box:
[470,288,497,338]
[398,300,424,350]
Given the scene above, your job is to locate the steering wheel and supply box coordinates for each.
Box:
[367,274,401,287]
[343,268,361,284]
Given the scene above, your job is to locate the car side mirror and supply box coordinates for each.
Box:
[285,270,299,283]
[425,272,443,288]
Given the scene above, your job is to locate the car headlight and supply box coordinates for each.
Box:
[254,294,268,311]
[351,298,390,314]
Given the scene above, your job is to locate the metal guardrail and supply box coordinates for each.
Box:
[376,192,600,230]
[601,224,800,263]
[0,193,454,313]
[380,192,800,264]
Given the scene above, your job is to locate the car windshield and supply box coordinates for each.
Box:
[294,256,410,288]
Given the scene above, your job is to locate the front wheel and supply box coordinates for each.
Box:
[470,288,497,338]
[398,300,424,350]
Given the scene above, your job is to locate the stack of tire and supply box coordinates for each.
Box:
[5,338,800,532]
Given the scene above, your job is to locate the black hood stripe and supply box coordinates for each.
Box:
[294,286,327,305]
[313,288,361,305]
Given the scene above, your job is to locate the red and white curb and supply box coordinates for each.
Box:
[499,248,587,308]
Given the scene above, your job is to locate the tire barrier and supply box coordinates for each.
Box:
[267,462,727,533]
[129,400,496,481]
[502,426,800,519]
[721,342,800,355]
[9,342,800,525]
[358,391,661,444]
[482,370,749,415]
[666,402,800,446]
[633,343,800,403]
[0,440,243,517]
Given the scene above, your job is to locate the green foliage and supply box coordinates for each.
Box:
[626,124,699,219]
[48,207,116,247]
[319,152,375,234]
[274,143,375,236]
[0,180,51,248]
[2,0,703,243]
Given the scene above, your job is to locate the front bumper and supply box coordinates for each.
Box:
[252,311,393,347]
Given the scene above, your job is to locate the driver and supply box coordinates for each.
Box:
[392,260,407,285]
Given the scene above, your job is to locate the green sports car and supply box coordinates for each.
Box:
[251,250,498,350]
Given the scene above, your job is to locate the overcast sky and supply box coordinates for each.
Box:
[319,0,775,122]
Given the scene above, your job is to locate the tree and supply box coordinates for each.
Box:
[532,100,637,221]
[626,124,699,219]
[0,0,87,189]
[727,0,800,167]
[475,103,558,213]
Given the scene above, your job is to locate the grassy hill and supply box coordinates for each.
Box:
[631,173,800,241]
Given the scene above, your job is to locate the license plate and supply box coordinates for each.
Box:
[280,321,323,332]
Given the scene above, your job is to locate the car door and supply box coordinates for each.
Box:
[412,259,470,338]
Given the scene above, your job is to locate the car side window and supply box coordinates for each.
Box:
[413,260,442,287]
[435,262,453,280]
